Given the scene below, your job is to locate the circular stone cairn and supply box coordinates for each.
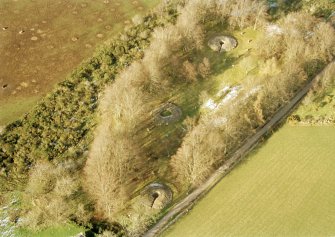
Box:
[71,36,79,42]
[141,183,173,209]
[156,102,182,125]
[208,35,238,53]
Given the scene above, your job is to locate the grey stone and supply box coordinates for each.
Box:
[208,35,238,52]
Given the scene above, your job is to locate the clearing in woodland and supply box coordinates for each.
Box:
[164,125,335,237]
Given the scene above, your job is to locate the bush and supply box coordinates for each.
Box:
[171,10,334,186]
[25,161,55,196]
[22,160,93,229]
[0,2,179,187]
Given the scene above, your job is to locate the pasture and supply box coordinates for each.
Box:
[0,0,159,125]
[164,125,335,237]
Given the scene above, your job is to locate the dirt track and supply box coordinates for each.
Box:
[143,62,334,237]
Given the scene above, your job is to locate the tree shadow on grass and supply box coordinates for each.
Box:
[83,220,126,236]
[228,118,289,170]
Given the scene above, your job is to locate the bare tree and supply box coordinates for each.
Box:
[183,60,198,82]
[171,123,224,186]
[84,134,136,219]
[253,92,265,124]
[229,0,267,29]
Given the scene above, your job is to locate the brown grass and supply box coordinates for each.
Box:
[0,0,160,125]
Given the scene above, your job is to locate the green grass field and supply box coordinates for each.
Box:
[164,125,335,237]
[0,96,40,126]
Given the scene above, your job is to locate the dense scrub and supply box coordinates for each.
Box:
[170,11,335,186]
[301,0,335,19]
[269,0,335,19]
[0,4,178,185]
[0,2,179,232]
[84,0,217,225]
[85,3,217,227]
[1,0,335,235]
[289,62,335,125]
[84,0,269,233]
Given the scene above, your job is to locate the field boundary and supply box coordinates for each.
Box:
[143,61,335,237]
